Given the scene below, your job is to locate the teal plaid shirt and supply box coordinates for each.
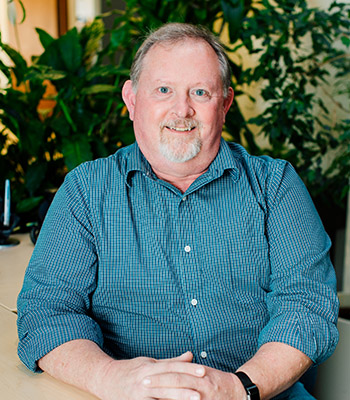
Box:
[17,139,338,382]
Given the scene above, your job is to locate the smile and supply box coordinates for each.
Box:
[166,126,196,132]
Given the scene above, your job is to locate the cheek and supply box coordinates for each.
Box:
[137,102,168,125]
[201,106,224,129]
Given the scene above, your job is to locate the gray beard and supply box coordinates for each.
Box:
[159,132,202,163]
[159,119,202,163]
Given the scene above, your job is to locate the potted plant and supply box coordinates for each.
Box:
[0,17,133,226]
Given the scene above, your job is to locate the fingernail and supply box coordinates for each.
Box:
[143,377,151,385]
[190,395,200,400]
[196,367,205,376]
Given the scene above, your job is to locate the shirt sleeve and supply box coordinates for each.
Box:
[257,161,339,364]
[17,163,104,372]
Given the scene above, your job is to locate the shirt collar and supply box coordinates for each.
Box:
[124,138,240,186]
[124,143,155,186]
[207,138,240,182]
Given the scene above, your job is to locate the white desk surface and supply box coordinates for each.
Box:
[0,233,34,311]
[0,305,97,399]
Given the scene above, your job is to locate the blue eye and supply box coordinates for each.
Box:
[159,87,169,94]
[195,89,206,96]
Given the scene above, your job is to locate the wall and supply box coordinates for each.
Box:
[0,0,58,62]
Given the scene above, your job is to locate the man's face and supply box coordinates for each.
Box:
[122,39,233,169]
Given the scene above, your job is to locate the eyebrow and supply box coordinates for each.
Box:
[153,79,216,89]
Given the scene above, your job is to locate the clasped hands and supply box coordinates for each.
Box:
[97,351,245,400]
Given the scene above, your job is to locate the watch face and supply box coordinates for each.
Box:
[247,386,259,400]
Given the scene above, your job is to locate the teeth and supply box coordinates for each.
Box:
[168,127,193,132]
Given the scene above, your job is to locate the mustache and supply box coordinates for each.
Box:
[160,118,200,130]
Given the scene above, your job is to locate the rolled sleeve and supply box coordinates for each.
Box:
[17,163,103,372]
[258,161,339,364]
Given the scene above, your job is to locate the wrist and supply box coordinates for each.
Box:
[234,371,260,400]
[231,372,250,400]
[87,355,119,398]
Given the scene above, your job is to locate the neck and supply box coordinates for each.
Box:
[139,140,221,193]
[152,166,209,193]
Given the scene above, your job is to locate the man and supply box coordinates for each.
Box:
[17,23,338,400]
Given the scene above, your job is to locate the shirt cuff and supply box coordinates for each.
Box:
[17,313,104,373]
[257,311,339,364]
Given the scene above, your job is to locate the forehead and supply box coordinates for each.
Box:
[139,39,221,84]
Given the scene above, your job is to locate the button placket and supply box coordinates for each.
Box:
[177,192,206,361]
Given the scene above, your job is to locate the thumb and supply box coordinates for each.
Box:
[168,351,194,362]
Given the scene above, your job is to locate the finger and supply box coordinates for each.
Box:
[144,360,205,378]
[146,387,200,400]
[161,351,193,363]
[143,372,203,389]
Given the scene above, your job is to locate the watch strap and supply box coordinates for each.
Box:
[234,371,260,400]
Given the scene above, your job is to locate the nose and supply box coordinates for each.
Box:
[172,93,195,118]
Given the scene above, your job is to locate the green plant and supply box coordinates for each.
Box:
[102,0,350,202]
[0,0,349,232]
[240,1,350,204]
[0,18,132,223]
[100,0,350,243]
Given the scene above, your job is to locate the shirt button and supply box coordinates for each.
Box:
[200,351,207,359]
[182,196,187,201]
[184,245,191,253]
[191,299,198,306]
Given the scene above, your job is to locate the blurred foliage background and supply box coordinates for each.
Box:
[0,0,349,253]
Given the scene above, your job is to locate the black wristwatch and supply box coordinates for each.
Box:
[234,371,260,400]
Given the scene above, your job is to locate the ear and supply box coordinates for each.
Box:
[122,80,136,121]
[223,87,234,122]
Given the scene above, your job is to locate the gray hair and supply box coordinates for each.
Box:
[130,23,232,97]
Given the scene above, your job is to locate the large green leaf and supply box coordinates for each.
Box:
[86,65,129,81]
[0,43,28,83]
[0,59,11,81]
[16,196,44,213]
[81,84,117,95]
[49,114,70,137]
[19,119,46,155]
[62,136,93,170]
[221,0,245,42]
[38,42,65,71]
[37,28,83,73]
[26,65,67,81]
[36,28,55,50]
[25,162,47,196]
[58,28,83,73]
